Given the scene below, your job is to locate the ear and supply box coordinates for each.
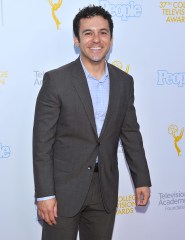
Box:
[74,37,80,47]
[110,36,113,46]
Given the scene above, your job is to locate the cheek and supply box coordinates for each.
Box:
[82,40,93,47]
[106,41,112,48]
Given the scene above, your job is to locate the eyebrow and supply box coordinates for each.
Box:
[82,28,110,34]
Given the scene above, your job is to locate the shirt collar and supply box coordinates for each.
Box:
[80,57,109,83]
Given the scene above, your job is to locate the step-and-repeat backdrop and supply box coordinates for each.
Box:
[0,0,185,239]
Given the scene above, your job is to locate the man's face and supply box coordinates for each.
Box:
[74,16,113,65]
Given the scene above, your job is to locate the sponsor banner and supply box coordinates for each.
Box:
[33,70,45,86]
[158,191,185,210]
[48,0,63,30]
[0,143,11,158]
[0,70,8,85]
[112,60,130,73]
[168,125,184,156]
[117,195,136,215]
[160,1,185,23]
[157,70,185,87]
[0,0,3,26]
[99,0,142,21]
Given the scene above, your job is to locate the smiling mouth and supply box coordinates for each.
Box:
[90,47,102,51]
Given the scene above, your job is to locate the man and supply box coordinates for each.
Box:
[33,5,151,240]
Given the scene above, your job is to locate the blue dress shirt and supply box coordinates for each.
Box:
[81,60,110,137]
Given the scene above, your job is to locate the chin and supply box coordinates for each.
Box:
[90,56,105,62]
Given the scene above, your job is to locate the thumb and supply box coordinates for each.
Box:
[136,190,142,206]
[54,201,58,217]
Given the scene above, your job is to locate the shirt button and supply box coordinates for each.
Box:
[87,166,92,170]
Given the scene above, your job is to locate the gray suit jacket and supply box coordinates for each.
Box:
[33,58,151,217]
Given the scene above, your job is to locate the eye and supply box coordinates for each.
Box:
[100,31,109,36]
[84,31,92,36]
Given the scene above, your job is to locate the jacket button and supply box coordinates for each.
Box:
[87,166,92,170]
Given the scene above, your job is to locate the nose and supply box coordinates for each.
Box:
[92,33,101,43]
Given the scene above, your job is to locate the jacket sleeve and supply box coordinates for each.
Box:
[33,72,60,198]
[120,77,151,188]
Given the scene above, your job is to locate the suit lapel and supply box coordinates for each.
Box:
[71,58,98,137]
[71,59,119,140]
[99,63,118,139]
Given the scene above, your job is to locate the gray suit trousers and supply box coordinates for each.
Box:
[42,172,116,240]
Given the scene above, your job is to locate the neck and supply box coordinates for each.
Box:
[81,57,106,80]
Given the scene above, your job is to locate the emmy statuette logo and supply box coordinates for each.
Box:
[48,0,63,30]
[168,124,184,156]
[112,60,130,73]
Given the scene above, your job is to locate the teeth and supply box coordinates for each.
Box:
[91,47,101,50]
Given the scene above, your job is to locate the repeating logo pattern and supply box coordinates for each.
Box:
[0,70,8,85]
[158,191,185,210]
[168,124,184,156]
[33,70,45,86]
[99,0,142,21]
[48,0,63,30]
[157,70,185,87]
[117,195,136,214]
[0,143,11,158]
[112,60,130,73]
[0,0,3,26]
[160,2,185,23]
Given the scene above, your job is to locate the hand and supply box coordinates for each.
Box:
[135,187,150,206]
[37,198,58,225]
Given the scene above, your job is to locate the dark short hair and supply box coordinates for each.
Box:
[73,5,113,41]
